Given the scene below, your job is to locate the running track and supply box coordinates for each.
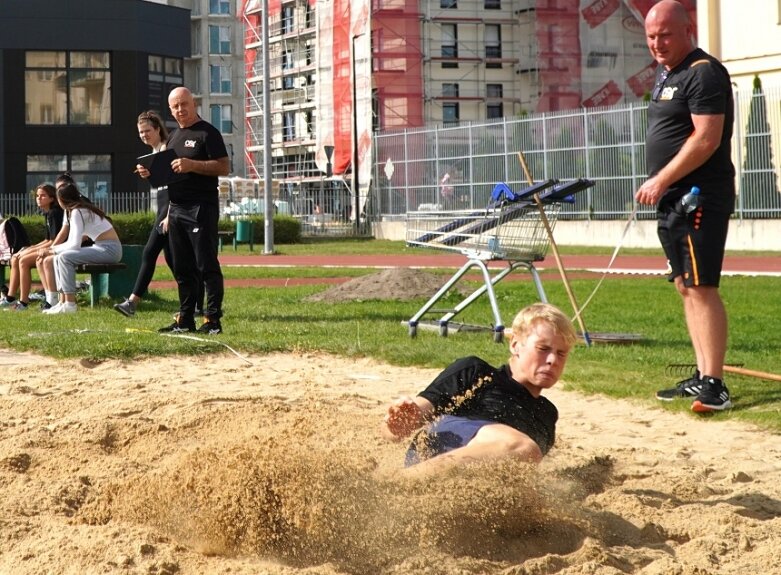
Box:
[150,251,781,289]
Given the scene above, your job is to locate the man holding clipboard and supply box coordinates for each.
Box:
[136,87,229,334]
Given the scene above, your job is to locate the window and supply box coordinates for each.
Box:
[305,110,314,137]
[486,84,503,119]
[209,0,231,14]
[305,2,314,28]
[25,51,111,125]
[147,55,183,118]
[209,25,231,54]
[442,102,460,125]
[192,22,202,55]
[442,83,459,97]
[305,44,314,66]
[210,104,233,134]
[441,0,457,8]
[487,103,503,119]
[441,24,458,68]
[283,111,296,141]
[282,49,295,89]
[282,50,294,70]
[26,154,112,203]
[485,0,500,8]
[485,24,502,66]
[282,4,295,34]
[487,83,503,98]
[210,65,232,94]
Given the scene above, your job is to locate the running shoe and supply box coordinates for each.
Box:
[40,301,52,311]
[159,316,196,333]
[197,318,222,335]
[9,301,29,311]
[43,302,60,314]
[692,378,732,412]
[28,290,46,301]
[47,302,77,314]
[655,372,702,401]
[113,299,137,318]
[0,297,14,308]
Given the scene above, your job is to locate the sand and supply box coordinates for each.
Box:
[1,349,780,575]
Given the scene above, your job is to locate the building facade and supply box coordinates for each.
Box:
[239,0,681,221]
[0,0,189,212]
[165,0,247,177]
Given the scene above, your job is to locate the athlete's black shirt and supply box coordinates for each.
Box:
[417,356,558,455]
[166,119,228,207]
[646,48,735,212]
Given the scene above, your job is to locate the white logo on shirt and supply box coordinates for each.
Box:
[184,139,197,148]
[660,87,678,101]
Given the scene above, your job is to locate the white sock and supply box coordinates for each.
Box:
[46,291,58,306]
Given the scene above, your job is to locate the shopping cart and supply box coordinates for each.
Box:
[405,179,594,342]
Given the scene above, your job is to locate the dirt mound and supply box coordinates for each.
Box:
[305,267,458,302]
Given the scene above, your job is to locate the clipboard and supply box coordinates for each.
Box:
[136,149,187,188]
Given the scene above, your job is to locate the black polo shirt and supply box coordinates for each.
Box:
[646,48,735,212]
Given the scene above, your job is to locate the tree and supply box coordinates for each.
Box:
[740,75,780,218]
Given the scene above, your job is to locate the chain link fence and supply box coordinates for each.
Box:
[372,84,781,222]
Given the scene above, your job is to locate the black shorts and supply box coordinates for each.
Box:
[657,203,729,288]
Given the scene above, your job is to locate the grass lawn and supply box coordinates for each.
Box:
[2,239,780,433]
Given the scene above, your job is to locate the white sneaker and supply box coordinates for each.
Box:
[42,302,62,314]
[48,302,78,314]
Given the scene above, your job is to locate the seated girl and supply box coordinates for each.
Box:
[42,183,122,314]
[1,184,64,310]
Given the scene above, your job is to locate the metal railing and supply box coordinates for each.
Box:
[372,84,781,220]
[1,192,151,219]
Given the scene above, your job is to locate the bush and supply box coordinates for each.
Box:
[16,212,302,245]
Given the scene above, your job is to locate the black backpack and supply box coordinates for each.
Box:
[0,216,31,260]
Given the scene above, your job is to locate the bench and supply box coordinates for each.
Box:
[217,230,234,252]
[75,262,127,307]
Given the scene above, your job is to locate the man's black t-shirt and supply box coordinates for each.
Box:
[417,356,558,455]
[646,48,735,212]
[166,119,228,207]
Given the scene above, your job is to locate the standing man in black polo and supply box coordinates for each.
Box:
[635,1,735,412]
[160,86,229,334]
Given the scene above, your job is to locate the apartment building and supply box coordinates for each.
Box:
[239,1,691,216]
[161,0,246,177]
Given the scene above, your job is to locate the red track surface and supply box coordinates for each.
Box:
[149,252,781,289]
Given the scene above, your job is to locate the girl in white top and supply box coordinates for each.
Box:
[43,183,122,314]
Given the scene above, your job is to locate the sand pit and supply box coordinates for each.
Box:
[1,350,780,574]
[304,267,464,303]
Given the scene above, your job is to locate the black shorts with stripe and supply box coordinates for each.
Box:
[657,201,730,288]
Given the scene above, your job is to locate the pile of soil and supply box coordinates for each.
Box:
[305,267,462,303]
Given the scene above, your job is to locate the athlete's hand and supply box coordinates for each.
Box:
[383,396,422,439]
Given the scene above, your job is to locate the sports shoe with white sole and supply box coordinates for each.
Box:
[159,314,196,333]
[656,371,702,401]
[197,318,222,334]
[47,302,78,314]
[113,299,137,318]
[42,302,63,314]
[692,378,732,412]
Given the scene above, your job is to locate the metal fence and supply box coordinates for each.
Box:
[0,192,152,219]
[372,84,781,221]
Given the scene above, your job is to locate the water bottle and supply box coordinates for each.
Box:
[680,186,701,213]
